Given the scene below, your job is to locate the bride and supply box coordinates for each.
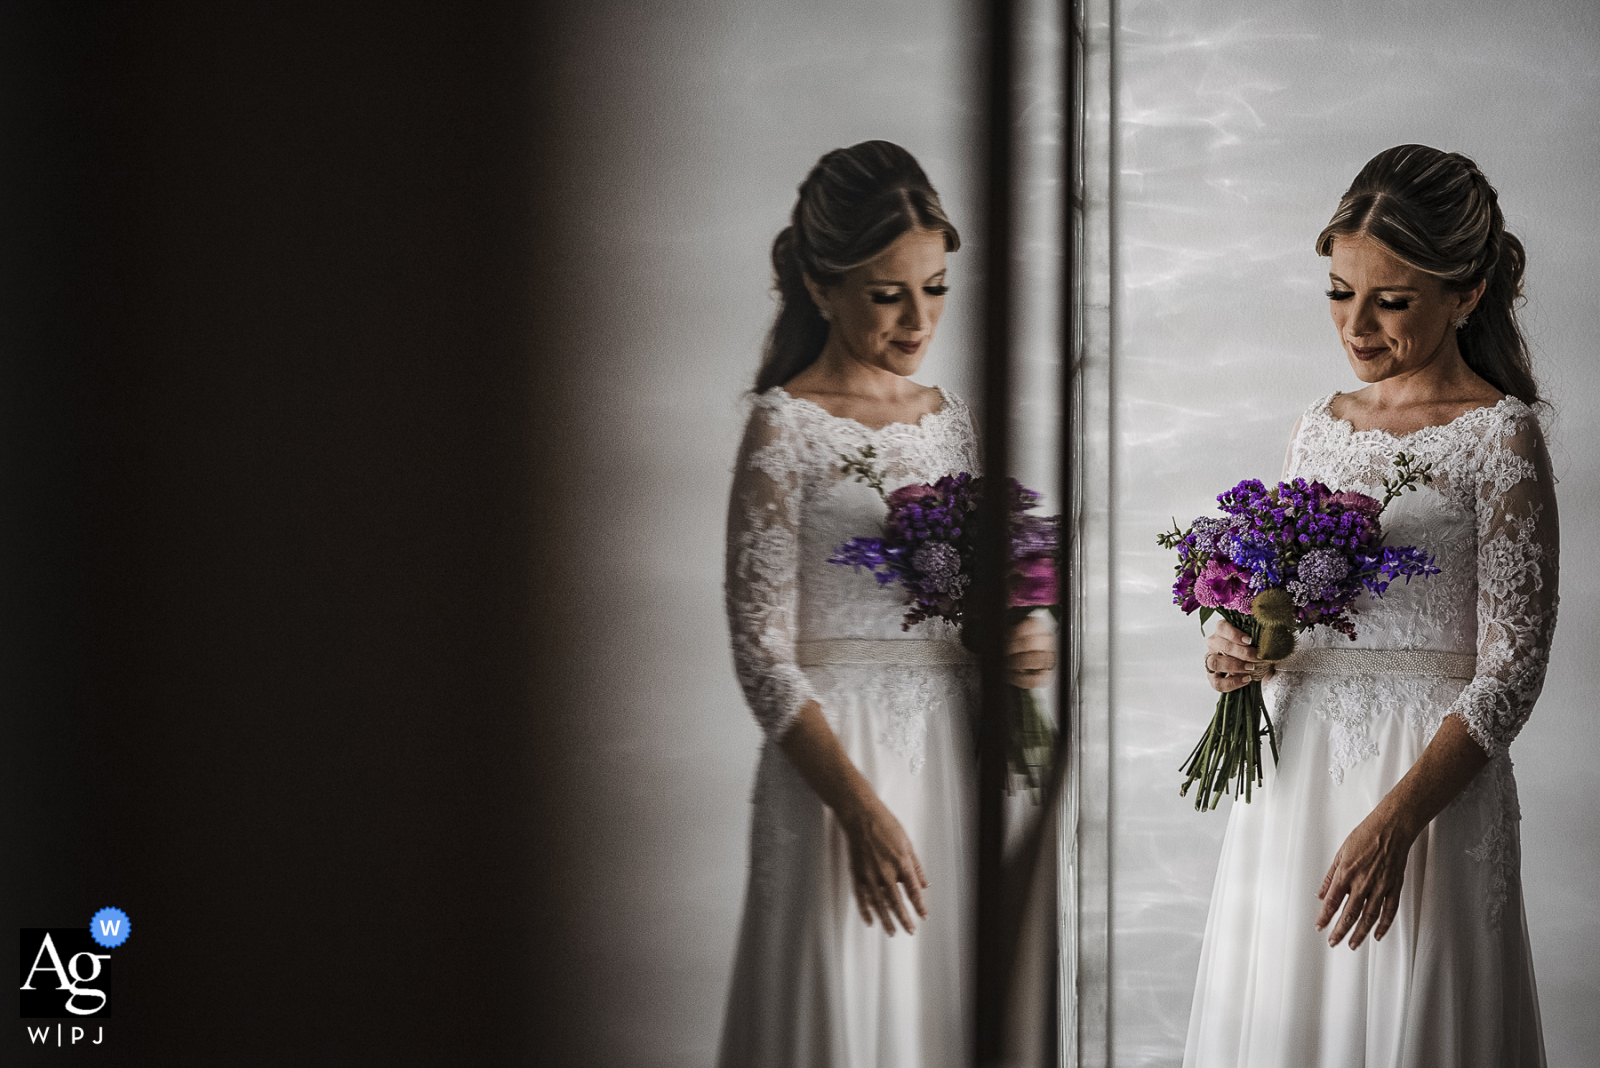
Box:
[717,140,1053,1068]
[1186,145,1559,1067]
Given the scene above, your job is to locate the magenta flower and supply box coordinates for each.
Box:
[887,483,940,509]
[1010,555,1057,608]
[1327,490,1381,518]
[1195,558,1254,613]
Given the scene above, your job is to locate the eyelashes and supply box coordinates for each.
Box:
[870,285,950,305]
[1325,289,1411,311]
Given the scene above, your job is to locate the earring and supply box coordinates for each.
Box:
[819,308,832,323]
[1453,313,1470,330]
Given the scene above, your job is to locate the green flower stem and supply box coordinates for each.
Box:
[1180,608,1281,811]
[1007,685,1056,798]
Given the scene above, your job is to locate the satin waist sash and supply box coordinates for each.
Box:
[795,639,976,668]
[1275,647,1477,680]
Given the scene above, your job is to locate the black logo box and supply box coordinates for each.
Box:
[19,930,111,1019]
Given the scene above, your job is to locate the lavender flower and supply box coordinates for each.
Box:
[912,542,963,594]
[1288,547,1352,606]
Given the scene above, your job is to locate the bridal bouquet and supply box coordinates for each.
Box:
[1157,453,1440,811]
[828,445,1058,790]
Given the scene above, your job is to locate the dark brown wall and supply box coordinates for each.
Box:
[1,3,554,1063]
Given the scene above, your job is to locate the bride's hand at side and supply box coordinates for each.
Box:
[1315,804,1416,949]
[837,790,929,936]
[777,700,929,935]
[1007,614,1056,689]
[1204,618,1268,693]
[1316,713,1490,949]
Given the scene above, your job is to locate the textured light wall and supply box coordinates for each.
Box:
[526,5,983,1064]
[1111,2,1600,1065]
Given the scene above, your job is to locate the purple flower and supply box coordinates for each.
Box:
[1173,571,1201,615]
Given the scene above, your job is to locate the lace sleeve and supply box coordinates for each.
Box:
[725,398,819,743]
[1281,415,1304,479]
[1445,407,1560,758]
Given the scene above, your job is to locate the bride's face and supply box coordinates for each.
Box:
[1327,233,1482,386]
[809,228,948,378]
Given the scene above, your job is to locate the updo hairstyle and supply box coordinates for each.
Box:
[755,141,961,393]
[1316,144,1539,406]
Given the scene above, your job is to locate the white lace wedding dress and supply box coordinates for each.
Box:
[1184,392,1559,1068]
[718,385,982,1068]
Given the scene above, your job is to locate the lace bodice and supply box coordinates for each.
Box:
[725,386,982,742]
[1284,392,1560,758]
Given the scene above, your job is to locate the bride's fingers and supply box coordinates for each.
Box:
[1348,896,1382,949]
[1208,635,1261,664]
[878,861,915,934]
[1007,648,1054,671]
[1006,631,1054,657]
[1211,653,1261,675]
[870,879,899,935]
[1212,619,1249,644]
[1208,671,1254,693]
[901,852,929,920]
[1371,889,1401,944]
[848,854,876,927]
[1010,665,1056,689]
[1328,885,1370,946]
[1315,861,1347,928]
[1207,623,1261,663]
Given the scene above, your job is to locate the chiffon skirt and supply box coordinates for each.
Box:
[1184,676,1545,1068]
[718,662,977,1068]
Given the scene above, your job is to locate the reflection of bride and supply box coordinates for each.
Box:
[1188,145,1558,1067]
[717,141,1052,1068]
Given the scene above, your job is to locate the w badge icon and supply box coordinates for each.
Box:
[89,909,130,950]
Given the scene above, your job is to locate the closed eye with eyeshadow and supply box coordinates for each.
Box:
[870,284,950,304]
[1325,288,1410,311]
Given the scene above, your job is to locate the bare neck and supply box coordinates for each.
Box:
[790,345,921,404]
[1337,346,1504,435]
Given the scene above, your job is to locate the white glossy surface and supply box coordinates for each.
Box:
[1111,2,1600,1064]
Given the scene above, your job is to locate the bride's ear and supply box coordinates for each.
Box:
[1455,278,1487,320]
[803,274,833,322]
